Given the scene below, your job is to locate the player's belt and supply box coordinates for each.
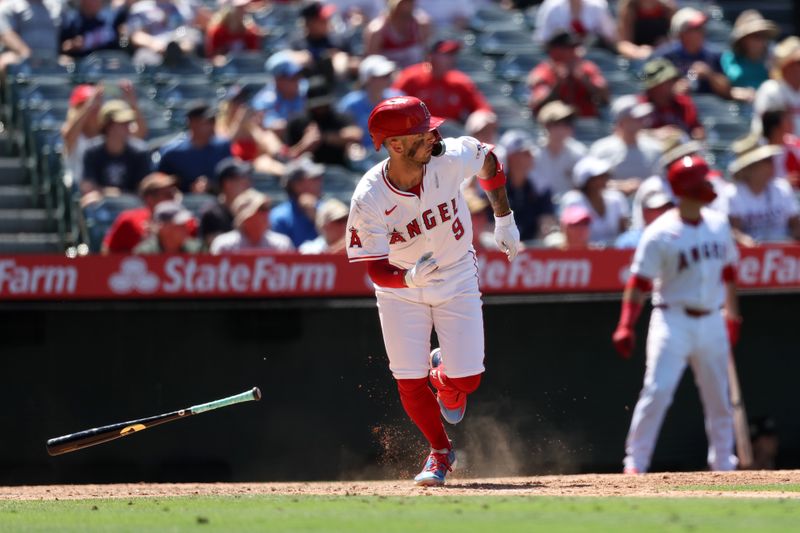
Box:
[654,304,712,317]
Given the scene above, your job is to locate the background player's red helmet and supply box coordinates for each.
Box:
[667,155,717,203]
[367,96,445,151]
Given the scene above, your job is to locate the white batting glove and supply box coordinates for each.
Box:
[494,211,521,261]
[404,252,443,288]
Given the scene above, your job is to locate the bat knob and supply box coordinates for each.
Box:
[252,387,262,401]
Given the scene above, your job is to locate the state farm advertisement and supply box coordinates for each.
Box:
[0,245,799,300]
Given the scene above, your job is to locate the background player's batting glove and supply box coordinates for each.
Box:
[494,211,521,261]
[612,326,635,359]
[404,252,444,288]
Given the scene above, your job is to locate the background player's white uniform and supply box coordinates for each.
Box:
[346,136,490,379]
[624,207,739,472]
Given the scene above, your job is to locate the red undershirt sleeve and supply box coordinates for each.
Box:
[367,259,408,288]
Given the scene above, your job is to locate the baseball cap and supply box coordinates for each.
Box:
[358,54,396,84]
[282,155,325,188]
[670,7,707,36]
[69,84,95,107]
[642,58,680,89]
[431,39,461,54]
[185,100,217,121]
[498,129,536,155]
[232,188,271,227]
[215,157,252,183]
[611,95,654,122]
[265,50,303,78]
[152,201,193,225]
[561,205,591,226]
[99,99,136,128]
[573,156,612,188]
[464,110,498,135]
[138,173,177,196]
[315,198,349,229]
[537,100,576,124]
[300,1,336,20]
[642,190,673,210]
[546,29,581,49]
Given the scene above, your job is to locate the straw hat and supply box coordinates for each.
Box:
[728,145,782,177]
[773,36,800,71]
[730,10,779,46]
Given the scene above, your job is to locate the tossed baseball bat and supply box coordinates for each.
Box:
[46,387,261,456]
[727,356,753,469]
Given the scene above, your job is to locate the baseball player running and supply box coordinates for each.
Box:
[346,96,521,486]
[612,155,742,474]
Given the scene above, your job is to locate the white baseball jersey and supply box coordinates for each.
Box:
[631,208,738,311]
[346,136,488,272]
[723,177,799,242]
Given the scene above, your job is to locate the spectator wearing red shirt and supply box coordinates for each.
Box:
[639,57,704,140]
[528,30,609,118]
[392,39,492,123]
[102,172,181,254]
[205,0,261,64]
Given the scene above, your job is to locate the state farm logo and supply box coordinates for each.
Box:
[109,257,159,294]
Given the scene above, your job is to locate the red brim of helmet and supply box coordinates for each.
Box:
[680,180,717,204]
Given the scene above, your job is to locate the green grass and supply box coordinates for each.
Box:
[675,484,800,493]
[1,495,799,533]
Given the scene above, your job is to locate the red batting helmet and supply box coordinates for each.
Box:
[667,155,717,203]
[367,96,445,151]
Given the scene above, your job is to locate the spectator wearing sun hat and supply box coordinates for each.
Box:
[338,54,404,148]
[754,37,800,136]
[590,95,661,196]
[531,101,587,197]
[393,38,492,122]
[639,58,704,139]
[721,10,780,102]
[654,6,731,98]
[560,156,629,245]
[724,144,800,246]
[210,188,294,254]
[299,198,350,254]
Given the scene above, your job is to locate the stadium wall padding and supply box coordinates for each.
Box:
[1,293,797,484]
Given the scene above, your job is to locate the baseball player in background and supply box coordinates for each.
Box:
[612,155,743,474]
[346,96,521,486]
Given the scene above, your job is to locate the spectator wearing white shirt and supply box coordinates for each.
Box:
[590,95,661,196]
[531,100,587,198]
[299,198,349,254]
[725,145,800,246]
[561,155,629,245]
[534,0,616,46]
[210,188,294,254]
[0,0,62,72]
[753,37,800,135]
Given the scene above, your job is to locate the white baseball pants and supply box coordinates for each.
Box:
[623,307,737,472]
[375,254,485,380]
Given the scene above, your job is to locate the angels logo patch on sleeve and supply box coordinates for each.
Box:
[349,227,362,248]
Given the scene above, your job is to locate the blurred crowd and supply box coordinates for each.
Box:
[2,0,800,256]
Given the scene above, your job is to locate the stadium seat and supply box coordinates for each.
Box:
[496,53,546,83]
[155,82,225,110]
[182,193,216,218]
[469,6,527,33]
[478,30,541,57]
[211,51,273,83]
[75,51,139,83]
[252,172,288,204]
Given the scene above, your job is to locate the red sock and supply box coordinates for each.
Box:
[396,378,450,451]
[430,373,482,409]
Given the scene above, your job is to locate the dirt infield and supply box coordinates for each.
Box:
[2,471,799,500]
